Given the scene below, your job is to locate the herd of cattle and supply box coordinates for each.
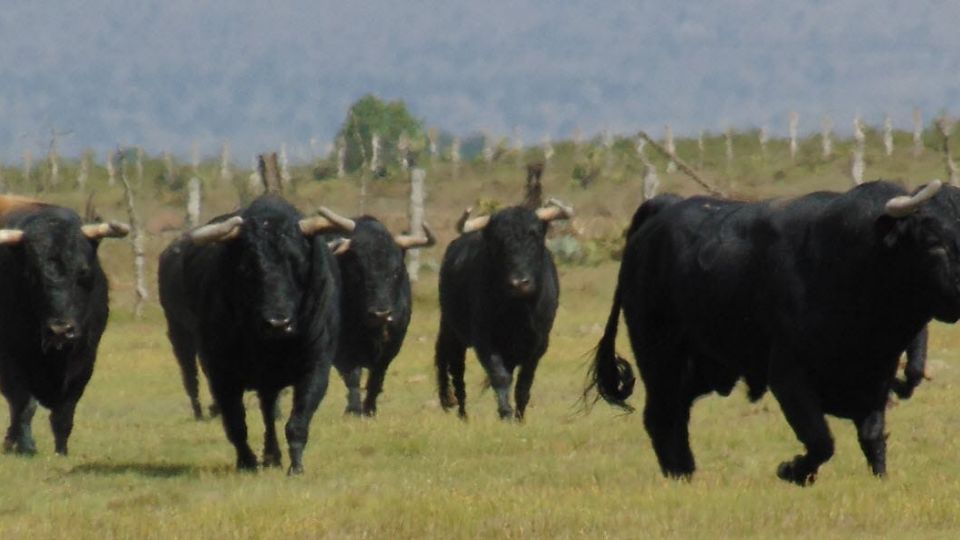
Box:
[0,176,956,486]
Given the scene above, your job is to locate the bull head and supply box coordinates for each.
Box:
[458,198,574,234]
[189,213,343,245]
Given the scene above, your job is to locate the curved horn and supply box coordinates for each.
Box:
[327,237,351,255]
[394,222,436,249]
[457,207,490,234]
[317,206,356,232]
[0,229,23,246]
[189,216,243,245]
[82,221,130,240]
[885,179,943,218]
[455,207,473,233]
[299,215,339,236]
[535,198,575,222]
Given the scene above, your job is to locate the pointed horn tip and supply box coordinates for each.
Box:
[316,206,356,231]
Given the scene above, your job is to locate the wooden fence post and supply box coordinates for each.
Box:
[397,132,411,171]
[117,150,147,318]
[407,168,426,282]
[664,125,677,173]
[220,141,232,186]
[48,139,59,189]
[851,116,866,185]
[913,107,924,158]
[187,177,201,227]
[77,151,89,191]
[883,115,894,157]
[936,116,959,186]
[636,137,659,202]
[105,149,116,186]
[821,116,833,158]
[789,111,799,162]
[370,133,381,173]
[697,130,705,170]
[542,135,554,164]
[428,128,438,164]
[724,128,734,170]
[450,136,461,179]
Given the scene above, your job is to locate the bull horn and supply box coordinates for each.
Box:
[535,198,575,222]
[0,229,24,246]
[457,208,491,234]
[327,237,351,255]
[394,222,437,249]
[885,180,943,218]
[189,216,244,245]
[299,215,339,236]
[82,221,130,240]
[317,206,356,232]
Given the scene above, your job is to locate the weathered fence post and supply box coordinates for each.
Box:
[77,151,89,191]
[664,125,677,173]
[397,132,411,171]
[187,177,202,227]
[407,167,426,282]
[450,136,461,179]
[48,137,60,189]
[370,133,381,173]
[258,153,283,194]
[821,116,833,158]
[789,111,799,162]
[724,128,734,170]
[105,149,116,186]
[636,137,659,202]
[883,115,894,157]
[280,143,292,190]
[482,132,494,166]
[851,116,866,185]
[698,130,705,170]
[913,107,924,158]
[117,150,147,318]
[163,151,175,186]
[428,128,438,164]
[336,137,346,178]
[542,135,554,164]
[936,116,959,186]
[220,141,232,186]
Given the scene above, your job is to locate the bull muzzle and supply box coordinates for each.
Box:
[261,315,296,337]
[42,318,81,353]
[508,275,535,297]
[366,308,394,327]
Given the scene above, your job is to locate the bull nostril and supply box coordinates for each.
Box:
[510,277,531,288]
[266,317,292,329]
[47,320,79,339]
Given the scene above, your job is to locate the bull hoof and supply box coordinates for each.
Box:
[776,460,816,486]
[343,406,362,417]
[287,464,304,476]
[236,455,259,472]
[262,453,282,468]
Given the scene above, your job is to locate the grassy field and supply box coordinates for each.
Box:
[3,139,960,538]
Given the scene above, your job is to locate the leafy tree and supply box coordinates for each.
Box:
[336,95,424,173]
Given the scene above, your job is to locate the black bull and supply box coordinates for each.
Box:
[316,207,435,416]
[158,194,340,474]
[589,180,960,485]
[0,198,128,456]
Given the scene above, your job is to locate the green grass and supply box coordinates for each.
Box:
[3,138,960,538]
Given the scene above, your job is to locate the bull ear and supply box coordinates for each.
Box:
[0,229,24,246]
[885,180,942,218]
[189,216,244,245]
[536,198,574,222]
[82,221,130,241]
[394,222,436,250]
[327,237,351,255]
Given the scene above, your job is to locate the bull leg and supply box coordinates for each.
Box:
[3,389,37,456]
[435,325,467,419]
[478,350,513,420]
[769,353,834,486]
[258,389,282,468]
[892,326,928,399]
[49,399,79,455]
[337,365,363,416]
[362,366,386,417]
[285,361,331,476]
[168,324,203,419]
[514,357,540,421]
[855,409,887,477]
[643,384,696,479]
[215,388,258,471]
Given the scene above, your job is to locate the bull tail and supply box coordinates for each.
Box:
[585,276,636,411]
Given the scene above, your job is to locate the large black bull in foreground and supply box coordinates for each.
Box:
[316,206,435,416]
[589,180,960,485]
[436,200,572,420]
[158,194,341,474]
[0,196,128,455]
